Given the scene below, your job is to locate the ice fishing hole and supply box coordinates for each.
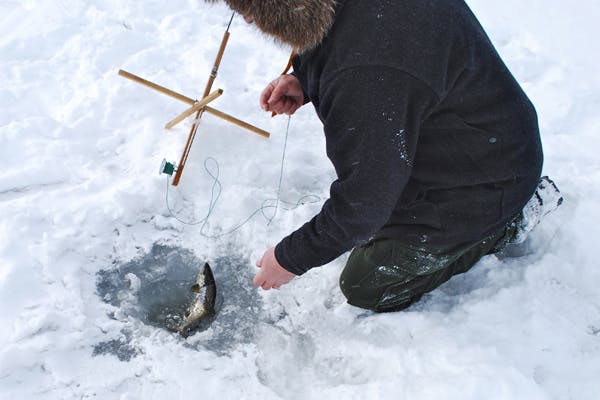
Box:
[95,243,262,358]
[96,244,215,332]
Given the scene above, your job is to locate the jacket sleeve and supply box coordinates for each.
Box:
[275,66,438,275]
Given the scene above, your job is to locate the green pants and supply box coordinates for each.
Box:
[339,226,514,312]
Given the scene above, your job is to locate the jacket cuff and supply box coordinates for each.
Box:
[274,241,311,276]
[288,71,311,105]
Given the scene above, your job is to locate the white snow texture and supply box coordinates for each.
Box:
[1,0,599,399]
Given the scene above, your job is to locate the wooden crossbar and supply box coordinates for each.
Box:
[165,89,223,129]
[118,69,270,138]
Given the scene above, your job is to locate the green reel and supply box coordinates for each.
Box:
[159,159,177,176]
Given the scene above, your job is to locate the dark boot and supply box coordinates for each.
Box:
[511,175,563,244]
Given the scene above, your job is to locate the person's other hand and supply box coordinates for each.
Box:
[253,247,296,290]
[260,75,304,116]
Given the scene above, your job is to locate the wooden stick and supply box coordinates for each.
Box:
[118,69,196,105]
[204,107,270,138]
[203,33,230,98]
[165,89,223,129]
[173,30,231,186]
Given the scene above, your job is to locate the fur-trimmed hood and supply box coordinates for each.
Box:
[206,0,337,52]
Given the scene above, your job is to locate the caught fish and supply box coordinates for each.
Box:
[178,262,217,338]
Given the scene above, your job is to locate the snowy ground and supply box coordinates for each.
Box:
[1,0,599,399]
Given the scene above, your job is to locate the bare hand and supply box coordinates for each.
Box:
[260,75,305,116]
[253,247,296,290]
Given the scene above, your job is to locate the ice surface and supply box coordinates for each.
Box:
[1,0,600,399]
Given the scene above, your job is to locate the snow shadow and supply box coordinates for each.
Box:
[95,243,262,360]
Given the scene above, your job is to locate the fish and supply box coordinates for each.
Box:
[177,262,217,338]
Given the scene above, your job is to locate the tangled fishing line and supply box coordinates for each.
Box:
[165,116,321,238]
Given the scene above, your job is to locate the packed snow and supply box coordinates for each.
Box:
[1,0,599,399]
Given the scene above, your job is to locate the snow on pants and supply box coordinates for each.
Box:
[339,225,514,312]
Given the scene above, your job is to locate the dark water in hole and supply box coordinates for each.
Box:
[95,243,262,360]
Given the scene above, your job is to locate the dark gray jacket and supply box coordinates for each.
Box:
[275,0,543,275]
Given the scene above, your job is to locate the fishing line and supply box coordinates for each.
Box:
[226,11,235,31]
[165,115,321,238]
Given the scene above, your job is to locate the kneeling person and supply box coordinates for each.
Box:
[208,0,560,311]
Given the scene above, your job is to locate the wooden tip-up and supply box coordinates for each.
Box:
[165,89,223,130]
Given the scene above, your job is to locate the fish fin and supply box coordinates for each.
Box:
[191,283,200,293]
